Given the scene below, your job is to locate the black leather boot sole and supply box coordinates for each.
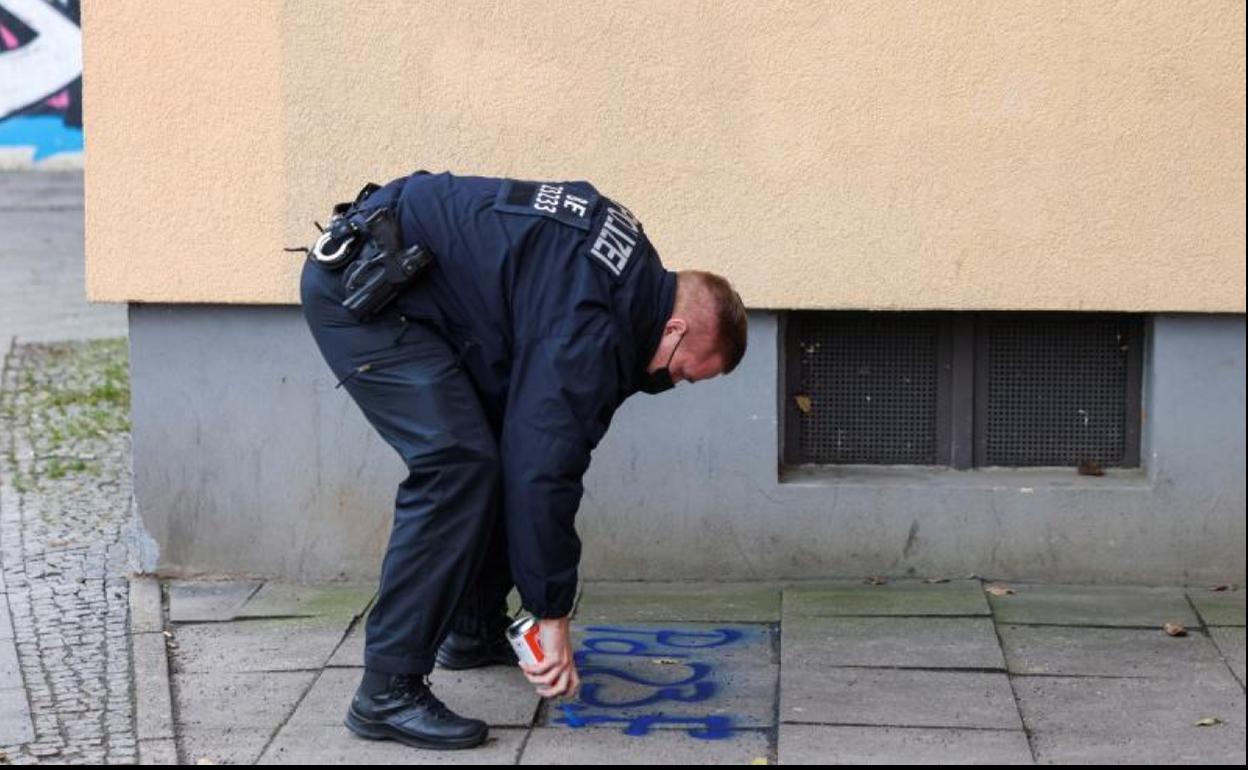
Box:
[344,704,489,750]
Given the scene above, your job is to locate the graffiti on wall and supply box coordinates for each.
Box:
[553,625,752,740]
[0,0,82,166]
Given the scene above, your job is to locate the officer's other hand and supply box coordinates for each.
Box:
[518,616,580,700]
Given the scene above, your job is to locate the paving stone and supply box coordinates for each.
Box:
[1014,674,1247,763]
[778,723,1032,764]
[783,579,990,618]
[1188,587,1247,627]
[575,582,781,623]
[288,666,538,729]
[998,624,1230,677]
[0,643,18,685]
[168,616,350,673]
[0,686,34,745]
[233,581,374,621]
[132,632,173,741]
[779,666,1021,730]
[138,737,179,765]
[167,579,260,623]
[0,600,13,640]
[327,623,365,668]
[258,723,526,764]
[539,623,777,731]
[522,725,771,764]
[174,671,314,730]
[1208,626,1245,685]
[179,726,273,766]
[784,614,1005,669]
[128,577,164,634]
[986,584,1199,627]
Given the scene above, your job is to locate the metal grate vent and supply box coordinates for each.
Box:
[792,313,941,464]
[979,314,1138,467]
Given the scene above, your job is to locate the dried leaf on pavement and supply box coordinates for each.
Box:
[794,394,813,414]
[985,584,1015,597]
[1196,717,1221,727]
[1162,622,1187,636]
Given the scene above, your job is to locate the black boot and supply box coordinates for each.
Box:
[345,670,488,750]
[435,611,519,670]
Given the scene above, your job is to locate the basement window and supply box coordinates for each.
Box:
[782,311,1143,469]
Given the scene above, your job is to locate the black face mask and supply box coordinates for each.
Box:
[637,330,686,395]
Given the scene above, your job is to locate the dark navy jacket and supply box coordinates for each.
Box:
[359,171,676,620]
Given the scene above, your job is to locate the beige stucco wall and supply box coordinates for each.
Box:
[84,1,1245,312]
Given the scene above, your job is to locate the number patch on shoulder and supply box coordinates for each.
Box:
[494,179,599,231]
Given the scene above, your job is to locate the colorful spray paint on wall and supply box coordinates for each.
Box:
[0,0,82,168]
[553,624,776,740]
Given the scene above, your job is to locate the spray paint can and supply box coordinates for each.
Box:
[506,615,545,667]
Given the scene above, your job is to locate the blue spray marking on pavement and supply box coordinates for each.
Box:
[552,625,749,740]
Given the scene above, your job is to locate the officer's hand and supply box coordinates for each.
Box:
[518,616,580,700]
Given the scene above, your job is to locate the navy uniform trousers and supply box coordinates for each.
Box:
[299,256,514,675]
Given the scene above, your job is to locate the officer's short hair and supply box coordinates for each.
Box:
[680,270,748,374]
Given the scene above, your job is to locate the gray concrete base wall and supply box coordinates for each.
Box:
[129,308,1245,584]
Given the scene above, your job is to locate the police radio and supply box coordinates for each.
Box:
[340,207,434,322]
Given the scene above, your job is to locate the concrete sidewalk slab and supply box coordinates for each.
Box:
[180,726,273,766]
[1187,588,1246,626]
[232,581,375,621]
[174,671,314,765]
[784,615,1006,669]
[543,623,777,732]
[1208,626,1245,684]
[169,616,348,673]
[778,724,1033,764]
[782,579,990,617]
[258,724,528,764]
[575,582,781,622]
[779,667,1021,730]
[986,583,1200,627]
[1014,674,1246,763]
[998,624,1232,677]
[521,726,771,764]
[288,667,539,729]
[173,671,314,730]
[167,579,261,623]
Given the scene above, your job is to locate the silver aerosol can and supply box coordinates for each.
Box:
[506,615,545,667]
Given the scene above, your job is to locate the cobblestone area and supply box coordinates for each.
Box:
[1,339,140,764]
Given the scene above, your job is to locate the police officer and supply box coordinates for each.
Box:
[298,170,748,750]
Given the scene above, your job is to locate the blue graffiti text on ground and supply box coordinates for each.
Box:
[553,625,748,740]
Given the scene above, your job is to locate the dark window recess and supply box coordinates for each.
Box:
[783,311,1143,469]
[786,313,945,464]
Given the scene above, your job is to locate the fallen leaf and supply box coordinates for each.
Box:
[162,630,174,638]
[923,577,950,584]
[985,585,1015,597]
[1196,717,1221,727]
[794,394,813,414]
[1077,459,1105,477]
[1163,622,1186,636]
[48,539,69,547]
[864,575,887,585]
